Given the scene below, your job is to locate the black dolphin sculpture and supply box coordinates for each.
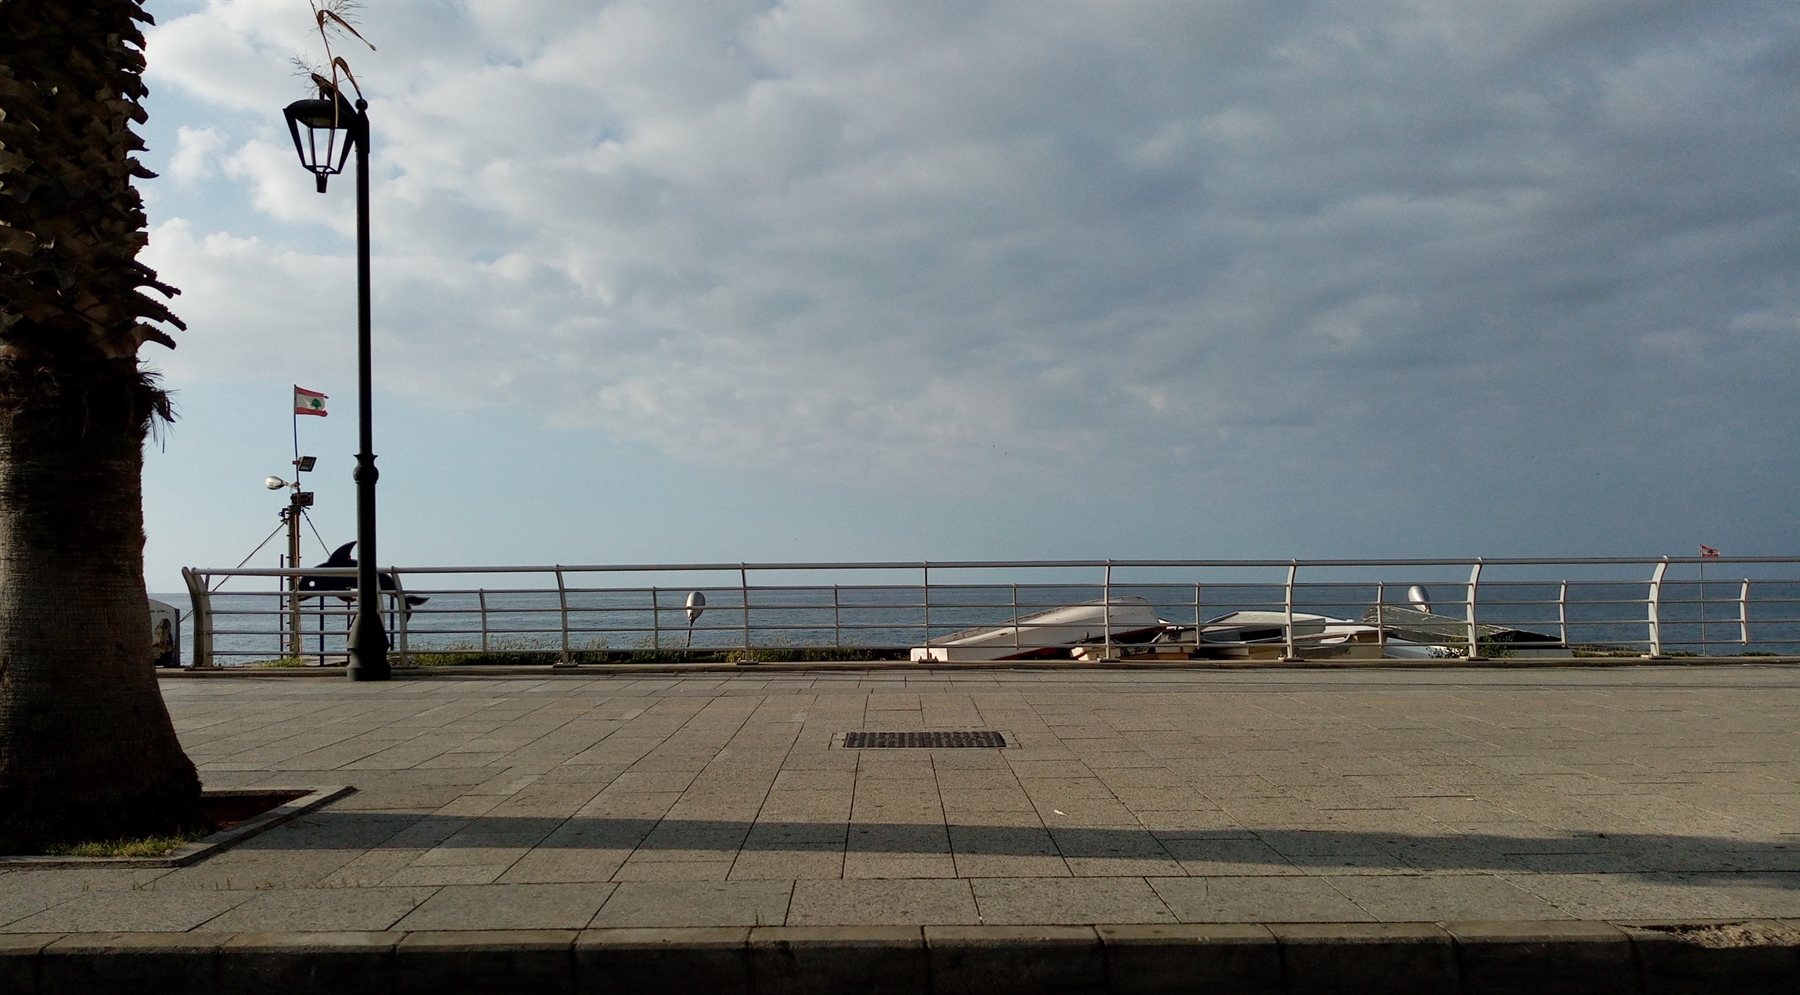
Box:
[298,542,428,608]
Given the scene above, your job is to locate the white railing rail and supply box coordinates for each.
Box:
[176,556,1800,667]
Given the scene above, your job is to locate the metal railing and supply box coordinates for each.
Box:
[176,556,1800,667]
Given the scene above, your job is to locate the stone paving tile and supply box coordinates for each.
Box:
[847,823,951,857]
[843,854,960,879]
[610,859,735,881]
[3,889,252,933]
[381,863,512,887]
[498,849,633,884]
[197,886,437,932]
[318,848,431,888]
[727,849,845,880]
[1500,871,1800,920]
[787,879,980,925]
[1323,873,1568,921]
[633,828,750,857]
[393,882,616,930]
[591,881,794,927]
[0,870,170,929]
[970,877,1176,924]
[146,847,367,892]
[1148,875,1375,922]
[1065,855,1186,878]
[0,868,168,896]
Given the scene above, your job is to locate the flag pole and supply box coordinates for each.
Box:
[288,386,302,659]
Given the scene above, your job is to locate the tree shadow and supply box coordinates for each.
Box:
[253,810,1800,884]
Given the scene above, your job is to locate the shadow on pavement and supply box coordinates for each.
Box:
[248,810,1800,882]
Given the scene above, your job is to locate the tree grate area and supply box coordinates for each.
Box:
[842,731,1007,749]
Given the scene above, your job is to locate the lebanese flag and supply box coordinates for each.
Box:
[295,386,329,417]
[1700,545,1720,558]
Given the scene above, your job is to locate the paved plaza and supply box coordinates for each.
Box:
[5,665,1800,933]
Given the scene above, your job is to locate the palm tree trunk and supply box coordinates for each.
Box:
[0,383,201,851]
[0,0,202,851]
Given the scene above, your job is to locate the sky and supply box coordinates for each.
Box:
[132,0,1800,591]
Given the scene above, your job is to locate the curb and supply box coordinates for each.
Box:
[1,920,1797,994]
[0,787,355,870]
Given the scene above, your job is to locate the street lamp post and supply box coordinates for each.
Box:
[283,89,388,681]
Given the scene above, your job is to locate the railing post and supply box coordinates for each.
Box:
[652,586,661,651]
[1740,579,1751,646]
[741,564,752,652]
[276,559,286,661]
[1558,580,1568,648]
[182,568,213,670]
[833,585,841,650]
[391,570,410,667]
[1465,561,1484,659]
[1699,562,1708,657]
[1103,561,1113,660]
[555,566,572,666]
[1375,581,1386,656]
[1283,562,1300,661]
[1194,582,1203,653]
[1012,583,1020,654]
[1646,558,1668,658]
[479,589,489,654]
[921,563,931,650]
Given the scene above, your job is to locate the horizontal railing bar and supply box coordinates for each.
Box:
[187,555,1800,578]
[190,590,1787,605]
[195,595,1797,608]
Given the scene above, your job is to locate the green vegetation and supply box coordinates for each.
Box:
[727,647,896,664]
[45,829,208,858]
[402,638,902,667]
[1429,639,1516,660]
[248,657,308,668]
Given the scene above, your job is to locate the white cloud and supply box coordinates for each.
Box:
[167,125,227,184]
[140,0,1800,503]
[141,218,354,383]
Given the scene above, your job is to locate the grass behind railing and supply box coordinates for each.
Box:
[402,638,903,666]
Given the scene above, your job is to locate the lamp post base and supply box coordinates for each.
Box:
[346,611,390,682]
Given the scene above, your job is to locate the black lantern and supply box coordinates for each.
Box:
[283,93,362,193]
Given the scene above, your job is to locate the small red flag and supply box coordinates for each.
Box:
[294,386,328,417]
[1700,545,1719,558]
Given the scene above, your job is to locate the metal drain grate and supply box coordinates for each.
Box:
[842,731,1007,749]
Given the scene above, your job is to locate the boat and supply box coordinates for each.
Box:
[910,599,1565,662]
[1355,604,1567,657]
[910,597,1175,662]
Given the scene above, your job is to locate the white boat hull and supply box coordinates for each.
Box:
[911,597,1169,662]
[910,605,1565,664]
